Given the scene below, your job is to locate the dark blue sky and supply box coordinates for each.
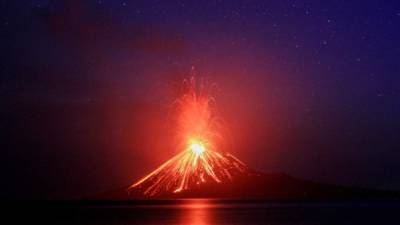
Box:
[1,0,400,199]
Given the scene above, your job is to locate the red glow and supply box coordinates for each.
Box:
[128,77,249,197]
[174,77,222,152]
[177,199,213,225]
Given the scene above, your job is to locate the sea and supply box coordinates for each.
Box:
[6,199,400,225]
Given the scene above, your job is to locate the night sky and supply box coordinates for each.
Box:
[1,0,400,199]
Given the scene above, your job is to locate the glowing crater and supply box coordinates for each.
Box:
[190,142,205,155]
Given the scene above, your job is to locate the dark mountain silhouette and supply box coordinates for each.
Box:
[91,171,400,200]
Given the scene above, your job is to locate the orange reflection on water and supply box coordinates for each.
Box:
[177,199,215,225]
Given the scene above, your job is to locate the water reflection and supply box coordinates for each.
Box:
[14,200,400,225]
[177,199,214,225]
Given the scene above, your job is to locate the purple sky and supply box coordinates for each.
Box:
[1,0,400,199]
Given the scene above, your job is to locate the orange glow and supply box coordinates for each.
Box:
[128,76,249,197]
[174,77,221,153]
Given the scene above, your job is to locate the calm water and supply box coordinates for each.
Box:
[8,199,400,225]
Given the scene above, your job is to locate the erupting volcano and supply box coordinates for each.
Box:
[93,77,400,200]
[128,77,251,197]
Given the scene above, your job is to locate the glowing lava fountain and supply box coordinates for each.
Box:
[128,77,249,197]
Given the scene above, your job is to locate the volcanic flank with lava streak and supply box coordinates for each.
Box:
[127,77,252,197]
[128,143,250,197]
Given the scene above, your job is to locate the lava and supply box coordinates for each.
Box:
[128,76,249,197]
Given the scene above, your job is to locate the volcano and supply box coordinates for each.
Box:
[92,76,399,200]
[128,148,250,197]
[98,143,399,200]
[123,76,256,198]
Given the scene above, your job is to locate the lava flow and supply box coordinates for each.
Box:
[128,77,249,197]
